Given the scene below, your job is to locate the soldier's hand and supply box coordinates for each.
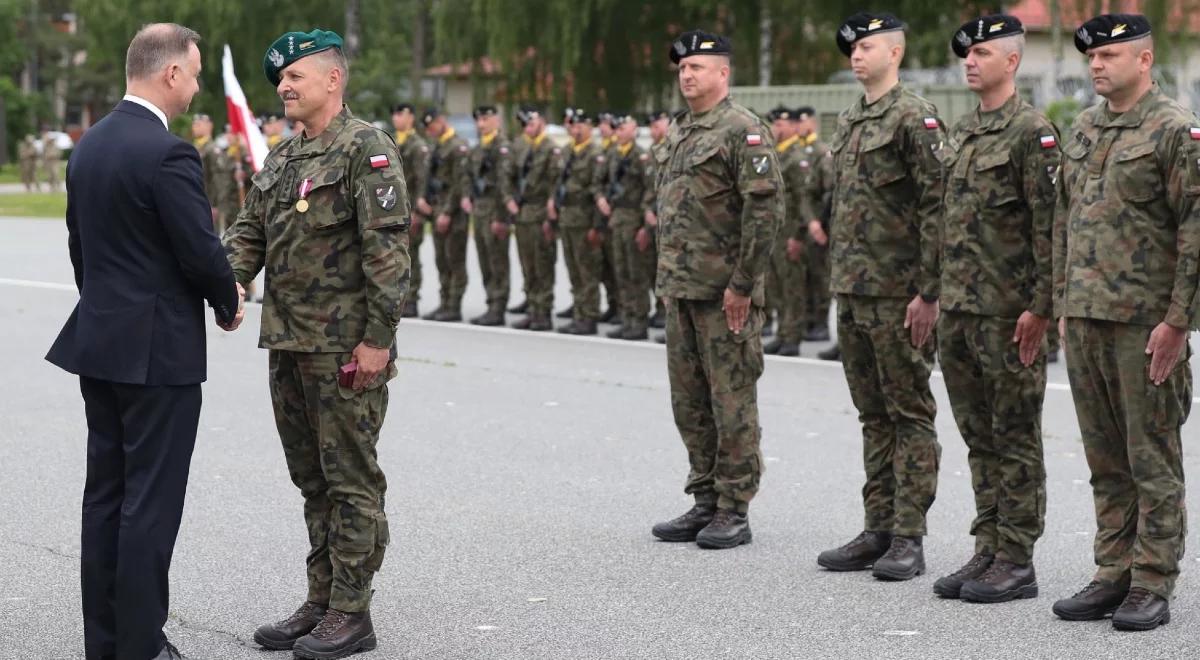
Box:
[635,227,652,253]
[1012,311,1049,367]
[546,198,558,221]
[351,341,390,390]
[586,228,605,248]
[1146,322,1188,385]
[1058,317,1067,350]
[542,220,556,243]
[211,207,219,223]
[409,213,425,236]
[904,295,939,348]
[808,220,827,246]
[506,199,520,216]
[786,237,804,262]
[435,214,452,235]
[461,197,474,214]
[416,198,434,215]
[722,288,751,335]
[490,220,509,241]
[644,210,658,227]
[597,197,612,217]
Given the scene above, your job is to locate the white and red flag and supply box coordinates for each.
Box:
[222,45,270,172]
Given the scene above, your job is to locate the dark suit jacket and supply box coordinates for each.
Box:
[46,100,239,386]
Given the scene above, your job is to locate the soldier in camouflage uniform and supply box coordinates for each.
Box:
[763,105,807,357]
[42,129,62,192]
[465,105,516,326]
[649,30,782,550]
[18,134,39,192]
[223,30,409,658]
[595,113,656,340]
[815,13,946,581]
[192,113,225,232]
[592,111,622,323]
[510,106,561,331]
[391,103,430,317]
[930,15,1057,605]
[215,131,243,238]
[419,107,471,322]
[1050,14,1197,632]
[551,108,606,335]
[793,107,835,343]
[647,110,671,332]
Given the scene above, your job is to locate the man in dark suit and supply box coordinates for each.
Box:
[45,23,244,660]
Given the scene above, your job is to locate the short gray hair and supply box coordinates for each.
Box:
[126,23,201,81]
[314,47,351,85]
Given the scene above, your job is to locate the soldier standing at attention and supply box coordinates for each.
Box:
[192,113,225,232]
[510,105,562,332]
[18,134,39,192]
[595,112,655,340]
[763,105,807,358]
[464,105,517,326]
[646,109,670,332]
[391,102,430,318]
[42,129,63,192]
[594,111,621,322]
[419,107,471,322]
[551,108,606,335]
[1050,14,1197,632]
[931,15,1058,604]
[223,29,410,658]
[815,13,947,581]
[649,30,782,550]
[793,106,835,343]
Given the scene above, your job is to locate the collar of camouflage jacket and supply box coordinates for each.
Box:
[682,96,734,129]
[1092,82,1161,128]
[847,83,904,122]
[291,106,353,157]
[962,91,1022,135]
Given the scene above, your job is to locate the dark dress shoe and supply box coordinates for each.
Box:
[933,553,994,598]
[805,325,831,341]
[776,342,800,357]
[599,307,619,323]
[421,306,444,321]
[817,530,892,571]
[695,510,752,549]
[152,640,184,659]
[818,344,841,361]
[872,535,925,581]
[651,504,716,542]
[648,311,666,329]
[1052,578,1130,621]
[529,316,553,331]
[401,301,418,318]
[764,338,783,354]
[606,326,628,339]
[507,300,529,314]
[511,316,533,330]
[1112,588,1170,631]
[961,559,1038,603]
[433,308,462,322]
[555,304,574,319]
[292,609,376,659]
[253,601,327,650]
[557,319,597,335]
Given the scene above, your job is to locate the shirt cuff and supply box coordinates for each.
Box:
[363,320,397,350]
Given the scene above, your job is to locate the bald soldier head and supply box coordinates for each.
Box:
[1075,14,1155,111]
[670,30,732,114]
[124,23,203,120]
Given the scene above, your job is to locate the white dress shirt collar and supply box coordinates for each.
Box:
[122,94,169,130]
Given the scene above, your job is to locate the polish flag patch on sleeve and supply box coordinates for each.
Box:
[1190,127,1200,140]
[923,117,939,130]
[1039,135,1057,149]
[369,154,390,169]
[746,133,762,146]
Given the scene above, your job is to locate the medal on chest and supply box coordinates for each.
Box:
[296,177,313,213]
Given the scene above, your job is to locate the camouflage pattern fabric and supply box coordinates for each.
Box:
[605,142,656,330]
[469,132,516,311]
[765,136,808,344]
[798,136,835,329]
[557,139,606,320]
[514,134,562,319]
[396,129,430,306]
[429,128,472,310]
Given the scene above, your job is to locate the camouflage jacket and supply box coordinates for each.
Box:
[395,129,430,216]
[602,141,654,227]
[943,93,1059,319]
[223,107,412,352]
[556,139,605,228]
[194,136,225,209]
[654,96,783,304]
[426,128,471,218]
[468,132,515,219]
[515,133,562,225]
[829,83,947,300]
[649,138,668,214]
[797,136,834,234]
[775,136,807,243]
[1054,84,1200,329]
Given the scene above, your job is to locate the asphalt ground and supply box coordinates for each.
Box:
[2,216,1199,660]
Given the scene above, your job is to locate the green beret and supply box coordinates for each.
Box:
[264,29,344,86]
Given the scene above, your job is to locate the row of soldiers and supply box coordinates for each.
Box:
[17,132,64,192]
[387,102,838,346]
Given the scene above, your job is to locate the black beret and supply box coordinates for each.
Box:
[611,112,637,126]
[421,108,443,126]
[836,13,905,57]
[767,105,792,122]
[564,107,592,124]
[472,105,498,119]
[1074,14,1152,53]
[794,106,815,119]
[516,105,543,126]
[392,103,415,114]
[646,109,670,122]
[669,29,732,64]
[952,15,1025,58]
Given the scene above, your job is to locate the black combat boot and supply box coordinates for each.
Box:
[651,504,716,542]
[763,338,784,354]
[433,308,462,322]
[871,535,925,581]
[421,306,444,321]
[511,316,533,330]
[606,325,628,339]
[401,301,418,318]
[557,319,597,335]
[1112,588,1170,631]
[529,315,553,331]
[649,309,666,329]
[555,304,574,319]
[817,531,892,571]
[599,306,619,323]
[776,342,800,357]
[933,553,994,598]
[695,510,752,549]
[961,559,1038,603]
[622,325,649,341]
[1052,576,1130,621]
[507,300,529,314]
[253,601,327,650]
[470,306,505,326]
[292,608,376,659]
[805,324,830,341]
[818,344,841,361]
[655,334,667,344]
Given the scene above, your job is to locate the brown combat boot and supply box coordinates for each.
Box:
[292,608,377,660]
[253,601,327,650]
[933,553,994,599]
[817,531,892,571]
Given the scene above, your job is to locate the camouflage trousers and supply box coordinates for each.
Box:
[20,162,36,188]
[666,297,765,514]
[514,221,556,318]
[765,238,807,344]
[611,213,652,330]
[1065,318,1192,598]
[647,233,663,318]
[805,236,831,329]
[838,294,940,537]
[432,212,469,310]
[407,219,426,306]
[560,224,603,321]
[269,350,392,612]
[600,229,619,314]
[472,212,511,311]
[939,311,1047,564]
